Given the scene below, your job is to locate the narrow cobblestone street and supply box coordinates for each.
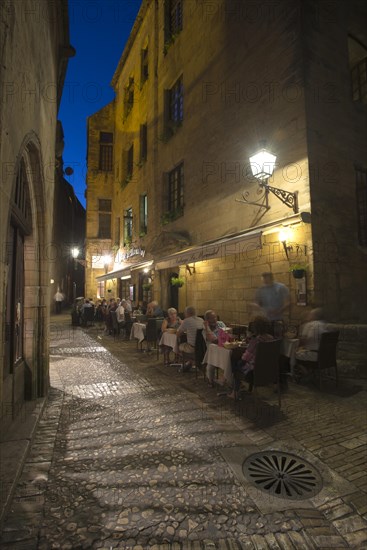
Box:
[1,315,366,549]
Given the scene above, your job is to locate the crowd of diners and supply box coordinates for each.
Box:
[73,271,330,393]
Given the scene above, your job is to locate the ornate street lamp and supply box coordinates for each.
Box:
[237,144,298,213]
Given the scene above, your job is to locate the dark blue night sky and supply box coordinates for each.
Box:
[59,0,142,207]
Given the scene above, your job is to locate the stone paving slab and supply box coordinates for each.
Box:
[0,319,366,548]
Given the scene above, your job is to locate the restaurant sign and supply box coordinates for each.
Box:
[119,247,146,261]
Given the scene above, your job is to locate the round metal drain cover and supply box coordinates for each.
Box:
[242,451,323,500]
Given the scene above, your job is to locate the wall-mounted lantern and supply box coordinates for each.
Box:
[237,144,298,213]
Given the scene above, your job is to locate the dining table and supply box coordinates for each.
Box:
[159,331,178,351]
[203,343,246,387]
[130,322,146,343]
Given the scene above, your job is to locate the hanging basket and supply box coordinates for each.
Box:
[292,269,305,279]
[170,277,185,287]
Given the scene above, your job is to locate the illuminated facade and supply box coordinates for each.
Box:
[85,0,367,374]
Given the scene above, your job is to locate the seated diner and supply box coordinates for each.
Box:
[176,306,205,371]
[228,316,273,399]
[204,310,227,344]
[295,307,328,381]
[146,300,164,318]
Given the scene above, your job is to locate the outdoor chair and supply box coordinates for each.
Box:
[174,329,207,375]
[142,318,163,356]
[81,306,95,327]
[236,339,283,409]
[296,331,339,389]
[124,311,132,338]
[110,310,121,338]
[194,329,207,379]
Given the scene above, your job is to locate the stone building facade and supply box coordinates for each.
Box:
[51,123,86,309]
[85,0,367,375]
[0,0,74,431]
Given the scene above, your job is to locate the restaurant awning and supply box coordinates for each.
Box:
[96,268,131,282]
[155,229,262,270]
[95,259,154,282]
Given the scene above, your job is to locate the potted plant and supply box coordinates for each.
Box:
[142,282,153,291]
[289,264,307,279]
[170,276,185,288]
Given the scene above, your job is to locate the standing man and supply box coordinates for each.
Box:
[254,272,290,336]
[54,289,64,314]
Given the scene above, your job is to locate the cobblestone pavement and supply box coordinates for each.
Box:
[1,317,366,549]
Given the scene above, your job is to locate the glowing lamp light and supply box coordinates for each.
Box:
[237,143,298,213]
[279,226,293,259]
[71,247,79,259]
[278,227,291,243]
[249,148,277,181]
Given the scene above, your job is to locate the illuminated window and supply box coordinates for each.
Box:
[356,168,367,247]
[139,194,148,234]
[99,132,113,171]
[168,163,184,215]
[98,199,111,239]
[124,208,133,244]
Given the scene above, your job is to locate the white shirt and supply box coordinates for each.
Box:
[116,305,125,323]
[178,316,204,346]
[299,320,327,351]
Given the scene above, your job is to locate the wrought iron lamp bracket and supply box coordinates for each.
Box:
[235,187,270,210]
[259,181,298,213]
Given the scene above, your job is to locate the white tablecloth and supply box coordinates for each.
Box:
[203,343,234,386]
[130,322,146,343]
[281,338,299,375]
[159,332,178,350]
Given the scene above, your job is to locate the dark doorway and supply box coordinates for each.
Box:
[169,272,179,310]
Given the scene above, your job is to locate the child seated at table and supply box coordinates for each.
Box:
[228,316,273,398]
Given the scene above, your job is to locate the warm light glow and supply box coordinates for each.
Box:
[102,255,112,265]
[50,279,54,284]
[278,226,292,243]
[120,275,131,280]
[71,247,79,259]
[249,148,277,181]
[143,267,150,273]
